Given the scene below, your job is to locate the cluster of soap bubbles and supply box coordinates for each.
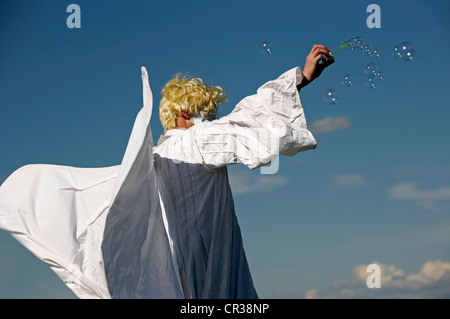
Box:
[259,37,414,61]
[338,65,385,91]
[345,36,382,59]
[337,62,385,92]
[324,37,389,103]
[392,41,415,61]
[258,38,413,104]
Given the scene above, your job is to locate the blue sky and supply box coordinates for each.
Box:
[1,0,449,298]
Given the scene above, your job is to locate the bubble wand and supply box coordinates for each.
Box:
[332,40,351,55]
[323,41,351,63]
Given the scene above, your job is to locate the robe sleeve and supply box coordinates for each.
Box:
[191,66,317,170]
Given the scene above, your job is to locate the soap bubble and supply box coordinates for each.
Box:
[392,45,401,58]
[345,41,355,50]
[352,36,365,49]
[363,43,373,56]
[341,74,354,87]
[374,71,384,81]
[372,48,381,59]
[364,63,378,76]
[346,38,358,51]
[324,89,339,104]
[398,41,415,61]
[260,41,273,55]
[392,41,415,61]
[365,76,377,89]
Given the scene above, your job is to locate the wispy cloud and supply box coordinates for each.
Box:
[333,174,371,187]
[304,260,450,299]
[228,171,288,195]
[387,182,450,210]
[309,116,350,134]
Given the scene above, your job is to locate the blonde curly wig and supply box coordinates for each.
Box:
[159,73,227,133]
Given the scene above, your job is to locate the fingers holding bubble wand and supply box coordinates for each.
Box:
[299,44,336,89]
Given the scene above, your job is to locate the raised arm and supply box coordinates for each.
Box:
[156,45,335,170]
[191,66,314,170]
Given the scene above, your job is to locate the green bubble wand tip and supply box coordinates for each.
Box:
[332,40,351,55]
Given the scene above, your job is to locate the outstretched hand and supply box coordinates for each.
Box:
[297,44,335,90]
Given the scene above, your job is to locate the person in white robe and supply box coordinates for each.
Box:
[0,45,334,298]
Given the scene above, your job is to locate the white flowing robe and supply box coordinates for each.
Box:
[0,66,316,299]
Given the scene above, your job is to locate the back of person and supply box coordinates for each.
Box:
[154,139,258,298]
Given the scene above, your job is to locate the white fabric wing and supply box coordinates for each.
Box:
[0,67,157,299]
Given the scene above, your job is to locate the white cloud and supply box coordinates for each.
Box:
[387,182,450,210]
[304,260,450,299]
[309,116,350,134]
[333,174,370,187]
[304,289,318,299]
[228,171,288,195]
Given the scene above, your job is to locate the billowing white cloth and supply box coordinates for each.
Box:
[0,66,316,299]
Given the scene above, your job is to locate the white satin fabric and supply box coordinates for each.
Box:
[0,66,316,298]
